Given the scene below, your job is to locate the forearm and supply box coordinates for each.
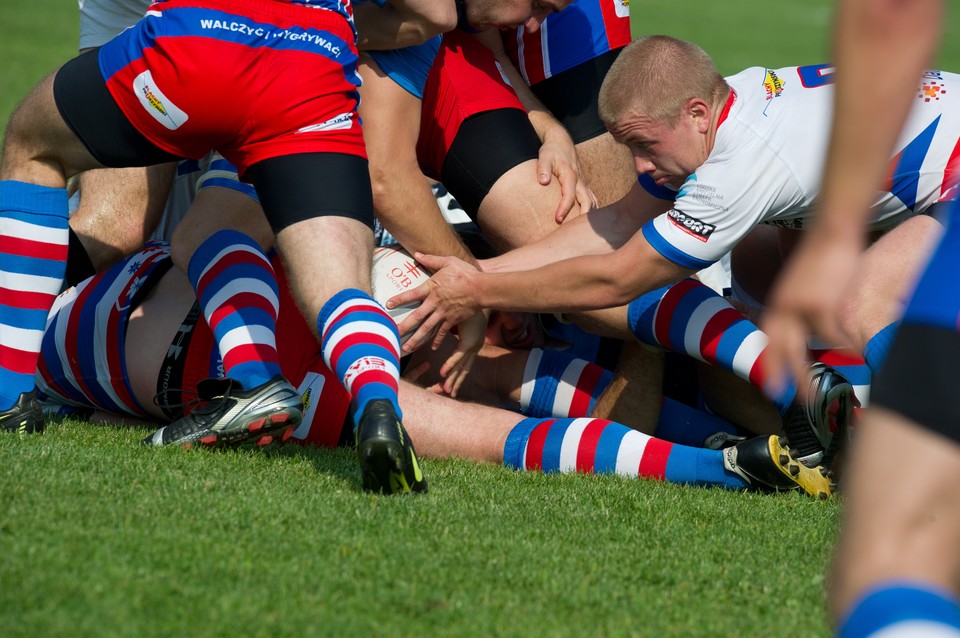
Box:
[482,210,620,273]
[377,190,477,266]
[483,185,662,273]
[818,0,941,233]
[354,0,456,50]
[478,237,691,313]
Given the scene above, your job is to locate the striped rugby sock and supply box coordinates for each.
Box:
[811,347,872,408]
[0,181,69,409]
[188,229,281,390]
[503,417,748,490]
[519,348,613,418]
[839,582,960,638]
[628,278,796,413]
[318,288,402,426]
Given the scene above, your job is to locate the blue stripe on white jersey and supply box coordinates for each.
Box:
[641,223,715,271]
[889,116,940,211]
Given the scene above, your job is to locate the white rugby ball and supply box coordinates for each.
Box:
[371,244,431,345]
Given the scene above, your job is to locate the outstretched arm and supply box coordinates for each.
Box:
[390,228,696,351]
[481,181,670,273]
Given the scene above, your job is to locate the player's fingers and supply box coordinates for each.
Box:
[411,252,447,271]
[402,313,444,354]
[401,360,431,383]
[396,295,434,335]
[388,281,431,311]
[763,313,810,404]
[430,321,452,351]
[445,353,476,398]
[575,182,596,215]
[554,174,577,223]
[536,155,553,186]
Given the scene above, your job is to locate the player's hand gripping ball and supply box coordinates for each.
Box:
[370,244,431,348]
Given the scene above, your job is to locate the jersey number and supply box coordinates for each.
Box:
[797,64,835,88]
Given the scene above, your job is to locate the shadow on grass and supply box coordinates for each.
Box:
[48,413,365,492]
[261,442,362,489]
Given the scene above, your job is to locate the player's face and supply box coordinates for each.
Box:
[462,0,572,31]
[610,112,708,188]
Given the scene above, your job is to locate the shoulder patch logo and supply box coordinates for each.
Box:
[918,72,947,102]
[762,69,786,116]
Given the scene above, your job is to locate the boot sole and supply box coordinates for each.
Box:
[771,436,835,499]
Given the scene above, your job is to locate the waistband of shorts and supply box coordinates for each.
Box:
[152,0,355,37]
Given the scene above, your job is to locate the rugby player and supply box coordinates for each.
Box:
[760,0,960,634]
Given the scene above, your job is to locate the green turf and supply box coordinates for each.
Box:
[0,1,956,636]
[1,423,842,638]
[0,2,78,140]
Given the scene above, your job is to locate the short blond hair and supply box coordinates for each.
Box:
[599,35,729,127]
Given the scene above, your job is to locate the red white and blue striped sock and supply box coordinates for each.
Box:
[628,278,796,413]
[519,348,613,418]
[0,181,69,409]
[188,229,281,390]
[811,347,872,408]
[318,288,402,426]
[517,348,746,447]
[838,582,960,638]
[503,417,748,489]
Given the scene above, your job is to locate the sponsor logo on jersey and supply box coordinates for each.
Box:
[134,71,188,130]
[762,69,786,115]
[667,208,715,242]
[296,112,355,134]
[764,218,807,230]
[918,79,947,102]
[613,0,630,18]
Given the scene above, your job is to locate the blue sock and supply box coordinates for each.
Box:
[839,582,960,638]
[0,181,69,409]
[653,397,746,447]
[863,323,898,375]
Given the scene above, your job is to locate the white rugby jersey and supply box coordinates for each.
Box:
[643,64,960,269]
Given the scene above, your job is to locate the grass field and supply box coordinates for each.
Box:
[0,2,958,637]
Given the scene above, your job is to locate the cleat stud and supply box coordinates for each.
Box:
[779,454,789,465]
[247,418,267,432]
[200,435,217,445]
[789,464,800,477]
[280,426,294,442]
[256,435,273,447]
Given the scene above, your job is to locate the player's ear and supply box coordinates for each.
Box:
[685,97,711,133]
